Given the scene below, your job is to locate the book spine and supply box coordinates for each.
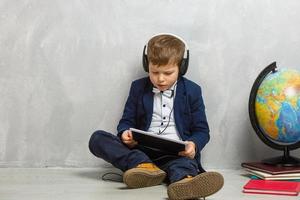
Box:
[243,190,298,196]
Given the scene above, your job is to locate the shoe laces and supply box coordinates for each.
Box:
[136,163,160,171]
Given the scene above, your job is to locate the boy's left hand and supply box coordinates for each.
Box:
[178,141,196,159]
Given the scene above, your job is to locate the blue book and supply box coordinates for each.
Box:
[249,174,300,182]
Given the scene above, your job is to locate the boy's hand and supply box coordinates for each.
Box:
[121,130,138,148]
[178,141,196,159]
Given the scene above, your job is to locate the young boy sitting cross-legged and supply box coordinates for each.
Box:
[89,33,224,200]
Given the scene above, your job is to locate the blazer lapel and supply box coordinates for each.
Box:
[174,78,186,135]
[143,81,154,130]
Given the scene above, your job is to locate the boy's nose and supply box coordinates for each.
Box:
[158,74,165,82]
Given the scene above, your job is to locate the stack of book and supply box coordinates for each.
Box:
[241,162,300,196]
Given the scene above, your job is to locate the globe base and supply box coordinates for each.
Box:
[262,155,300,167]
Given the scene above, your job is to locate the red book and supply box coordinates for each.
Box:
[243,179,300,196]
[241,162,300,175]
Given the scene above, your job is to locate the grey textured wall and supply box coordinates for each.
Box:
[1,0,300,168]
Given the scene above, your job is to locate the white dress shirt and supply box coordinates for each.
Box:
[147,82,182,141]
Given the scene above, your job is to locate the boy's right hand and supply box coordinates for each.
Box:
[121,130,138,148]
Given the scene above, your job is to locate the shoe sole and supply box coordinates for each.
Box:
[167,172,224,200]
[123,168,166,189]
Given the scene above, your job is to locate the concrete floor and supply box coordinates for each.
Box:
[0,168,299,200]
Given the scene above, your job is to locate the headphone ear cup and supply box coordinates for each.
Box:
[180,50,189,75]
[142,45,149,72]
[180,59,187,75]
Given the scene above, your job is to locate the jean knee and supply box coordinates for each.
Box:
[88,130,106,155]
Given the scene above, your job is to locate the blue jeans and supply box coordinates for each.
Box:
[89,130,199,183]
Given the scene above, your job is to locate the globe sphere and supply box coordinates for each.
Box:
[255,68,300,145]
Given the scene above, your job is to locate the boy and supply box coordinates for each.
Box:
[89,34,224,199]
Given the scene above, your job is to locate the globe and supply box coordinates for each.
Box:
[249,62,300,166]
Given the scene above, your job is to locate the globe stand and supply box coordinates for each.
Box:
[262,146,300,167]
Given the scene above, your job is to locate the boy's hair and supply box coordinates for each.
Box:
[147,34,185,67]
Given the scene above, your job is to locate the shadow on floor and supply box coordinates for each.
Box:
[75,169,102,180]
[75,168,123,182]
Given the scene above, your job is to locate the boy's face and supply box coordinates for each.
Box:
[149,62,179,91]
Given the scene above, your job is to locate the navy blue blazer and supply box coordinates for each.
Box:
[117,76,210,171]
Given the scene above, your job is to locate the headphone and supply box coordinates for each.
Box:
[142,33,190,76]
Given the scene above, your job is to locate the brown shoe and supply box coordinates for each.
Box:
[167,172,224,200]
[123,163,166,189]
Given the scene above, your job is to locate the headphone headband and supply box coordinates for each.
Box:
[144,33,189,58]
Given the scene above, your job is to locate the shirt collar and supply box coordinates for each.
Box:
[152,81,177,98]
